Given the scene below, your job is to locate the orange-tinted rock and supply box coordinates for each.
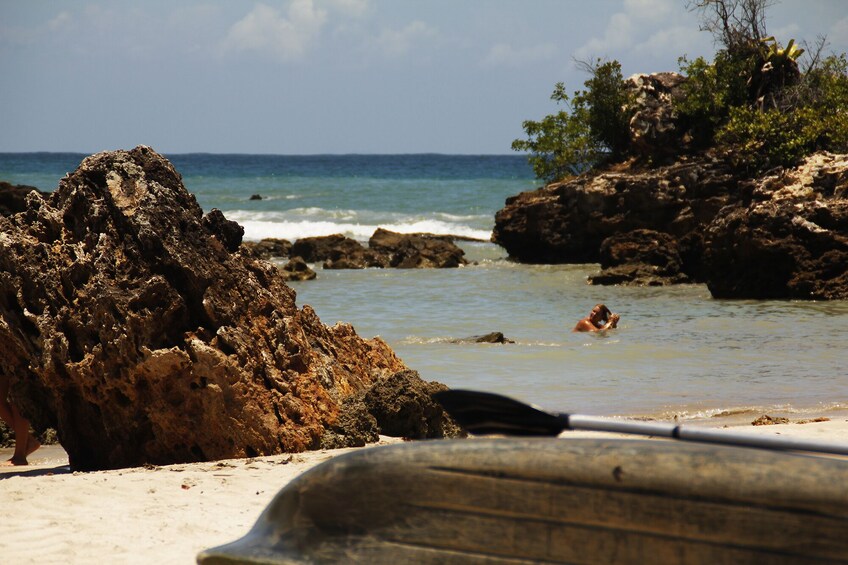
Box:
[0,146,454,471]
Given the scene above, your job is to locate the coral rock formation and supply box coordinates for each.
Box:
[0,146,455,470]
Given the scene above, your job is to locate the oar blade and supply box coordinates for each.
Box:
[433,389,567,436]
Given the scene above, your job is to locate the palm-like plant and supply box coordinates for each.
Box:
[748,37,805,109]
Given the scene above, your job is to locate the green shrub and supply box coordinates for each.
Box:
[714,53,848,170]
[512,61,632,182]
[510,86,598,182]
[675,49,756,147]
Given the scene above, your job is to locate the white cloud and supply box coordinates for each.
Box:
[482,42,557,68]
[369,20,438,58]
[575,12,635,62]
[222,0,328,62]
[623,0,673,24]
[769,23,801,43]
[632,25,710,64]
[575,0,704,65]
[327,0,370,18]
[830,16,848,45]
[47,11,73,32]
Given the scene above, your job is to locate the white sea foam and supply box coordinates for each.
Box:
[227,209,492,242]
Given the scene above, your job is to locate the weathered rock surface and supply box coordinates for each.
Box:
[291,234,389,269]
[239,238,292,260]
[324,369,465,448]
[369,228,468,268]
[589,229,691,286]
[703,153,848,299]
[493,157,740,267]
[0,181,46,216]
[625,72,688,162]
[0,146,459,470]
[494,151,848,298]
[450,332,515,344]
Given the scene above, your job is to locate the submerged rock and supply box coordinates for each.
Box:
[0,146,457,470]
[450,332,515,344]
[279,256,317,281]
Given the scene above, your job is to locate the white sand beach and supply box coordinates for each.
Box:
[2,419,847,564]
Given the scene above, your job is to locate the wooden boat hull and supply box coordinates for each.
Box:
[198,438,848,564]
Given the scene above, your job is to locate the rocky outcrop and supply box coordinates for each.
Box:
[703,153,848,299]
[281,231,468,270]
[589,229,691,286]
[0,181,46,216]
[278,256,317,281]
[240,238,292,260]
[0,146,459,471]
[625,72,688,162]
[493,157,740,267]
[494,151,848,298]
[291,234,389,269]
[323,369,465,448]
[369,228,468,268]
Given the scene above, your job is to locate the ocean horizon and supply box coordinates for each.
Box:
[2,151,846,425]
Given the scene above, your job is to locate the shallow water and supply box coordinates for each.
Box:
[289,242,848,423]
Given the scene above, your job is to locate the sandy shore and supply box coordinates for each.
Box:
[2,419,847,564]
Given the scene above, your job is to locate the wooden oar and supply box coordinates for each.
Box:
[433,389,848,457]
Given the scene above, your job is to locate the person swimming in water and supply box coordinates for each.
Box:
[573,303,620,332]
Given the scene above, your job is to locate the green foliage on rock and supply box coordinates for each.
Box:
[675,49,754,147]
[515,0,848,180]
[512,61,632,182]
[674,0,848,171]
[706,52,848,171]
[510,85,597,183]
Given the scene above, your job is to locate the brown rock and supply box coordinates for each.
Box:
[369,228,468,268]
[492,158,739,266]
[291,234,388,269]
[590,229,691,286]
[240,238,292,260]
[322,369,465,448]
[279,256,317,281]
[0,181,46,216]
[0,146,454,471]
[752,415,790,426]
[624,72,688,162]
[450,332,515,344]
[703,153,848,299]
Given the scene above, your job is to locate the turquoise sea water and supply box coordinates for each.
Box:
[2,152,847,424]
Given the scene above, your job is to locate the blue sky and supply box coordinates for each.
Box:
[2,0,847,154]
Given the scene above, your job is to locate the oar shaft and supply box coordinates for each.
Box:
[565,414,848,456]
[678,427,848,456]
[567,415,677,438]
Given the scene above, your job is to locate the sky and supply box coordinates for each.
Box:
[2,0,847,154]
